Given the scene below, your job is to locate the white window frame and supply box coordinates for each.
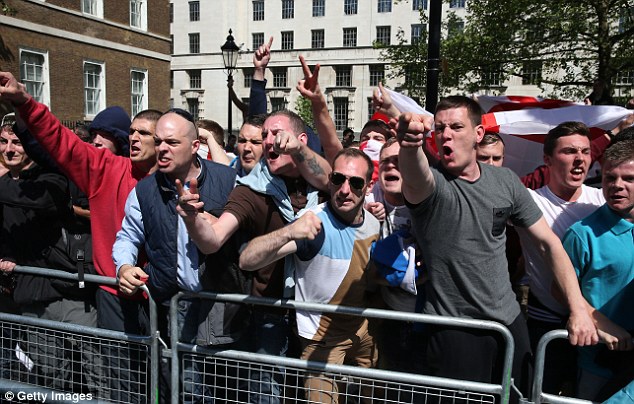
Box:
[130,0,147,30]
[189,1,200,21]
[131,69,148,117]
[377,0,392,13]
[312,0,325,17]
[82,0,103,18]
[84,60,106,118]
[19,48,50,108]
[311,29,325,49]
[343,27,357,47]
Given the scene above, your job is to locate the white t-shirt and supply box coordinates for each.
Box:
[517,185,604,322]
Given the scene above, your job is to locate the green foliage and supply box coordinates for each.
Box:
[1,1,16,16]
[381,0,634,100]
[294,96,314,129]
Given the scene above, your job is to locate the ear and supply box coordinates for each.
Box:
[475,124,485,144]
[192,138,200,155]
[543,153,551,166]
[297,132,308,144]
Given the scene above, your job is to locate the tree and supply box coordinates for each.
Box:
[381,0,634,101]
[294,96,314,129]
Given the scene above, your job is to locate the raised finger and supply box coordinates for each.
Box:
[266,36,274,49]
[175,179,186,198]
[189,178,199,195]
[299,55,311,77]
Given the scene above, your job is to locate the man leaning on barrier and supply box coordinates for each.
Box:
[393,96,598,400]
[113,108,240,403]
[240,148,380,404]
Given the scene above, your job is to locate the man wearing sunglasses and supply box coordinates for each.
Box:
[239,148,380,403]
[177,109,331,403]
[0,71,161,402]
[395,96,598,399]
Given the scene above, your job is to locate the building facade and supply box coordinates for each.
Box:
[0,0,171,124]
[170,0,473,135]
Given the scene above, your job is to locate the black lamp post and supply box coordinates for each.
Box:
[221,29,240,136]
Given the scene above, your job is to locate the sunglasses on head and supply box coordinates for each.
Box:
[330,172,366,190]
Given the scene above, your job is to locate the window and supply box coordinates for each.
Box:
[131,69,148,117]
[170,34,174,54]
[343,28,357,47]
[335,66,352,87]
[130,0,147,30]
[377,0,392,13]
[252,33,265,50]
[522,61,542,85]
[244,69,254,88]
[411,24,425,44]
[272,68,287,88]
[333,97,349,131]
[20,49,49,106]
[170,71,173,89]
[344,0,357,15]
[281,31,294,50]
[482,68,502,87]
[311,30,325,49]
[82,0,103,17]
[169,3,173,23]
[271,97,287,111]
[189,69,201,88]
[413,0,427,10]
[189,1,199,21]
[448,19,464,37]
[187,98,200,121]
[369,65,384,86]
[368,98,374,121]
[313,0,325,16]
[282,0,294,19]
[189,33,200,53]
[405,65,423,86]
[84,61,105,117]
[450,0,465,8]
[376,26,391,45]
[253,0,264,21]
[614,69,634,85]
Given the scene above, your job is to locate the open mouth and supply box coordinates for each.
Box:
[268,151,279,160]
[442,145,453,157]
[384,175,400,182]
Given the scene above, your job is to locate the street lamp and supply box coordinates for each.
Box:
[221,29,240,137]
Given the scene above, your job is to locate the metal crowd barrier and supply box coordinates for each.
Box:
[170,291,518,404]
[530,330,594,404]
[0,265,159,404]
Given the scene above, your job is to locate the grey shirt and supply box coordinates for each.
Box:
[407,163,542,325]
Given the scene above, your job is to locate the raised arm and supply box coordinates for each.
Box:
[239,211,321,271]
[175,178,239,254]
[524,217,598,346]
[395,112,435,204]
[273,130,331,191]
[373,82,402,120]
[198,128,231,165]
[296,55,341,165]
[248,36,273,117]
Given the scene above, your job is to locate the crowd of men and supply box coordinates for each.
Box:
[0,37,633,404]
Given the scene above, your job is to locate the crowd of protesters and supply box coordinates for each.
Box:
[0,36,633,404]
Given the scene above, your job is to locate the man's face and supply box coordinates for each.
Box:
[360,127,388,144]
[378,142,402,197]
[92,130,118,154]
[329,156,369,216]
[602,159,634,220]
[1,130,32,171]
[476,142,505,167]
[237,123,264,173]
[129,118,157,164]
[154,113,199,180]
[544,134,591,195]
[434,107,484,175]
[262,115,301,176]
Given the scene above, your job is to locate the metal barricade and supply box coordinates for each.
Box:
[0,265,159,404]
[530,330,593,404]
[170,291,518,404]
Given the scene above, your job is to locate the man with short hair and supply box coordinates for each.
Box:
[231,114,266,176]
[342,127,355,148]
[395,96,597,397]
[0,71,161,402]
[563,139,634,401]
[476,132,505,167]
[177,109,331,404]
[114,109,238,403]
[360,119,391,144]
[514,121,605,394]
[240,148,380,404]
[88,106,131,156]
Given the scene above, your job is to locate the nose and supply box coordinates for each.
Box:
[264,130,276,145]
[129,130,140,141]
[6,141,17,152]
[93,134,104,146]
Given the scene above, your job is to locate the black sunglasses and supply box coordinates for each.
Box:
[165,108,196,125]
[330,172,366,190]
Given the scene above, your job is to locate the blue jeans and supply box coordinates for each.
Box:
[242,310,290,404]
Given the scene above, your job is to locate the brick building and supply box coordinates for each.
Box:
[0,0,171,123]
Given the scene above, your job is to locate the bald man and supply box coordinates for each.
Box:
[113,109,239,403]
